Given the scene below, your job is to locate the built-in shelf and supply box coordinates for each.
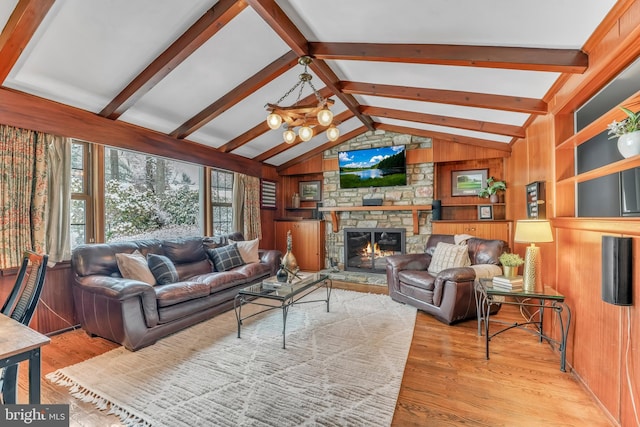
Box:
[285,207,317,210]
[318,205,432,233]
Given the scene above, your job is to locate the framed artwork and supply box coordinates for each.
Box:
[299,180,322,201]
[478,204,494,220]
[451,169,488,196]
[260,179,277,209]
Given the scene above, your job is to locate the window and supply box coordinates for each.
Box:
[104,147,202,242]
[71,141,92,248]
[211,169,233,234]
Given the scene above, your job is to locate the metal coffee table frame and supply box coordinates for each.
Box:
[234,272,332,349]
[475,278,571,372]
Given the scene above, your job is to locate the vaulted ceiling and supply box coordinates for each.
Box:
[0,0,620,171]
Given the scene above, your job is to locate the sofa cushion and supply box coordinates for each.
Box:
[207,244,245,272]
[162,237,208,264]
[154,281,211,307]
[399,270,436,291]
[115,250,156,285]
[229,238,260,264]
[147,253,179,285]
[428,242,471,274]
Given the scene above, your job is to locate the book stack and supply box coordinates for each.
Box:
[492,275,524,291]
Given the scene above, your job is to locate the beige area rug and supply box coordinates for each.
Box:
[47,289,417,427]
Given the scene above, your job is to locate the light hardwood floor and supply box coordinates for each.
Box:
[18,282,615,427]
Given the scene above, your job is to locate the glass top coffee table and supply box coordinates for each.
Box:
[234,272,332,349]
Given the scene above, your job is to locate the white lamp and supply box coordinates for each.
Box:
[514,219,553,292]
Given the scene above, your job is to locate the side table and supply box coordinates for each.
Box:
[475,278,571,372]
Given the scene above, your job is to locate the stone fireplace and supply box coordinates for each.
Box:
[321,130,434,272]
[344,228,406,273]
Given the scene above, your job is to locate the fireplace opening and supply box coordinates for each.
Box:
[344,228,405,273]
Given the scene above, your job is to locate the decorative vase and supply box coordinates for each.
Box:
[503,266,518,278]
[281,230,298,273]
[292,192,300,208]
[617,131,640,158]
[276,264,288,283]
[489,193,499,204]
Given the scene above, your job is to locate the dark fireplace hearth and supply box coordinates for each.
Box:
[344,228,406,273]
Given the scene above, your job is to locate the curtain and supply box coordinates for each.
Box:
[46,135,72,264]
[232,173,262,240]
[0,125,48,269]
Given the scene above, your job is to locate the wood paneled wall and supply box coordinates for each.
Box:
[0,262,76,335]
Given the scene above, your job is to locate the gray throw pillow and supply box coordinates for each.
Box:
[147,253,179,285]
[207,244,245,272]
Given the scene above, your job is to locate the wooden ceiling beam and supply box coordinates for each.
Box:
[375,123,512,153]
[99,0,248,119]
[171,50,299,139]
[246,0,374,131]
[361,106,525,138]
[253,110,354,162]
[341,81,547,115]
[0,87,262,175]
[276,126,367,172]
[0,0,55,84]
[310,42,588,73]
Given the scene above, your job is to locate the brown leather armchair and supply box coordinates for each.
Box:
[386,234,508,324]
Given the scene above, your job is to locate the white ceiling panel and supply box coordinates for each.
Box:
[329,60,559,99]
[375,117,512,143]
[4,0,215,112]
[0,0,19,31]
[278,0,617,48]
[119,8,290,133]
[354,95,530,126]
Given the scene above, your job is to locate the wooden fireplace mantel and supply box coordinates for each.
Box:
[317,205,432,234]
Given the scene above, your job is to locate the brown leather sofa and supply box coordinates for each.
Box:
[386,234,508,324]
[71,233,281,350]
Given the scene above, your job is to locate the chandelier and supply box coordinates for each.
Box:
[266,56,340,143]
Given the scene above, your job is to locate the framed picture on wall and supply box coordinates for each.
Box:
[451,169,488,196]
[478,204,493,220]
[299,180,322,201]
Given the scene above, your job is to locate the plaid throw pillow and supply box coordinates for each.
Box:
[428,242,471,275]
[207,244,245,272]
[147,253,179,285]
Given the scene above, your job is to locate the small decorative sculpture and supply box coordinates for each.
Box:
[281,230,298,273]
[276,264,288,283]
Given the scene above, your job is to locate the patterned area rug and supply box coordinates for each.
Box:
[48,289,416,427]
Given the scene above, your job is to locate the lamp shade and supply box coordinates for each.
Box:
[283,129,296,144]
[298,125,313,142]
[317,108,333,126]
[514,219,553,243]
[326,125,340,141]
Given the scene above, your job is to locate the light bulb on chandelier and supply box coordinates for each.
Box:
[326,125,340,142]
[298,125,314,142]
[283,129,296,144]
[265,56,337,144]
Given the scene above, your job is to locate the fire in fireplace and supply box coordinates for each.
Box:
[344,228,406,273]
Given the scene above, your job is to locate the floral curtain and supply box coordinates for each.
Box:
[232,173,262,240]
[0,125,48,269]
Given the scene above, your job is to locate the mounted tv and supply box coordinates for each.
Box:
[338,146,407,189]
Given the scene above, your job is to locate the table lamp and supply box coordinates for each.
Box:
[514,220,554,292]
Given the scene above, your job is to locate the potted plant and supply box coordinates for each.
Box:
[607,106,640,158]
[499,252,524,278]
[478,177,506,203]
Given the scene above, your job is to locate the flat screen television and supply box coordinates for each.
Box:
[338,146,406,189]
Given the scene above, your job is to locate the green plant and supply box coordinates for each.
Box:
[499,252,524,267]
[607,106,640,138]
[478,176,506,198]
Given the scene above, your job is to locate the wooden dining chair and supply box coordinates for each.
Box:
[0,250,48,404]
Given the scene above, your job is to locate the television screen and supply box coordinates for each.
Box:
[338,146,406,189]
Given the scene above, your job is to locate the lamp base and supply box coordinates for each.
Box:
[522,245,541,292]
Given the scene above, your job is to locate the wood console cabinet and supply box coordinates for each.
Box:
[432,220,512,248]
[275,220,325,271]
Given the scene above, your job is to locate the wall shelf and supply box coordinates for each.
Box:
[318,205,432,234]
